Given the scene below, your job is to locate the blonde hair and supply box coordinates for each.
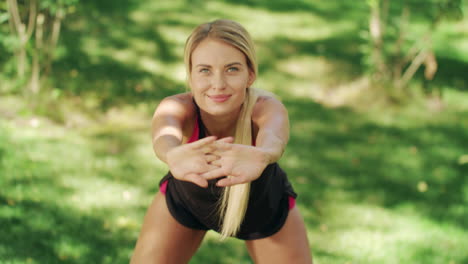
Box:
[218,87,273,239]
[184,19,257,80]
[184,19,258,239]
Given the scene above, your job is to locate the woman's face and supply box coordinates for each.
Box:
[189,38,255,117]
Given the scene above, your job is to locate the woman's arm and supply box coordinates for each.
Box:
[152,93,220,187]
[151,93,193,163]
[252,95,290,164]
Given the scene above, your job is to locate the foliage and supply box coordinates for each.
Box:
[1,0,78,94]
[362,0,464,94]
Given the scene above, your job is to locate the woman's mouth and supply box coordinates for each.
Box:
[208,94,231,103]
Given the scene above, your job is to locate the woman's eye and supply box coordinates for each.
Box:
[227,67,239,72]
[199,68,210,73]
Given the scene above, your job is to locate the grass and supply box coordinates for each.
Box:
[1,90,467,263]
[1,0,468,263]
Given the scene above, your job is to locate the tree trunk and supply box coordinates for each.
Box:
[30,13,44,94]
[7,0,37,78]
[369,0,388,81]
[393,6,410,82]
[44,9,64,75]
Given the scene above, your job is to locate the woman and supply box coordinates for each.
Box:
[130,19,312,264]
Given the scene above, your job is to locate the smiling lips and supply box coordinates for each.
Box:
[208,94,231,103]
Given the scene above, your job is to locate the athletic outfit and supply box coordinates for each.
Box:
[159,108,297,240]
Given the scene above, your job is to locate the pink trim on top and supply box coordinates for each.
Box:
[288,196,296,210]
[160,180,168,194]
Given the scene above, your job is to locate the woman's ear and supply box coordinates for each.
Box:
[247,71,256,87]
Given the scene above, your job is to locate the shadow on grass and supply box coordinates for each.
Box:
[258,32,365,82]
[219,0,369,21]
[0,195,135,264]
[84,126,164,190]
[0,125,137,263]
[52,0,187,110]
[432,56,468,92]
[282,97,468,230]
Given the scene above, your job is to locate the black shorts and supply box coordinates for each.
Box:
[159,163,297,240]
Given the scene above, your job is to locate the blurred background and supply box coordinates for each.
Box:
[1,0,467,263]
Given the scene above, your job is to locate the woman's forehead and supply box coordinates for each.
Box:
[191,39,246,66]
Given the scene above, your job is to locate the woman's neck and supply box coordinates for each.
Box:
[199,109,240,138]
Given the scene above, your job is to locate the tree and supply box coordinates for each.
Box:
[2,0,78,94]
[364,0,463,96]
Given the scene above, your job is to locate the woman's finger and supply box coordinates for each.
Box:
[204,154,220,163]
[211,142,233,155]
[200,144,217,154]
[185,173,208,188]
[200,167,226,180]
[209,159,222,167]
[203,163,222,172]
[216,137,234,143]
[191,136,217,149]
[216,176,244,187]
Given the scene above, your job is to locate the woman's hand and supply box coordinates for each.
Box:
[200,141,270,187]
[166,136,220,188]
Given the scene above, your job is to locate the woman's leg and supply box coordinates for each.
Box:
[130,192,206,264]
[245,207,313,264]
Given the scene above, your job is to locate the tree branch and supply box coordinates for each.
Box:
[393,6,410,80]
[25,0,37,40]
[6,0,22,35]
[397,48,428,89]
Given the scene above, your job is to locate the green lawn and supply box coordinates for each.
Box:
[1,0,467,263]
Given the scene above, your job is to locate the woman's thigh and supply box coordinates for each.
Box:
[245,207,313,264]
[130,192,207,264]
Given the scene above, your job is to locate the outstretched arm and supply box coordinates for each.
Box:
[152,94,222,187]
[252,95,290,164]
[151,94,193,163]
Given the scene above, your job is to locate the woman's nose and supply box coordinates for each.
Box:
[212,73,226,90]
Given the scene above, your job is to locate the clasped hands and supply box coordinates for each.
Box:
[166,136,269,188]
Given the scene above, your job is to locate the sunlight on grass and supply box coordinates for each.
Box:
[445,89,468,112]
[257,53,366,106]
[205,2,353,43]
[435,7,468,62]
[54,237,90,261]
[310,201,466,264]
[63,176,148,210]
[278,56,331,80]
[82,37,104,62]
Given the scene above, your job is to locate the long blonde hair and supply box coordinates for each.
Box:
[184,19,258,239]
[218,88,274,239]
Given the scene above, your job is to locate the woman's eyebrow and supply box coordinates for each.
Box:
[225,62,242,67]
[195,64,211,68]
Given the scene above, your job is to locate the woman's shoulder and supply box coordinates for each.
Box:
[155,93,196,141]
[252,88,279,105]
[162,92,193,106]
[252,91,286,119]
[158,92,195,115]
